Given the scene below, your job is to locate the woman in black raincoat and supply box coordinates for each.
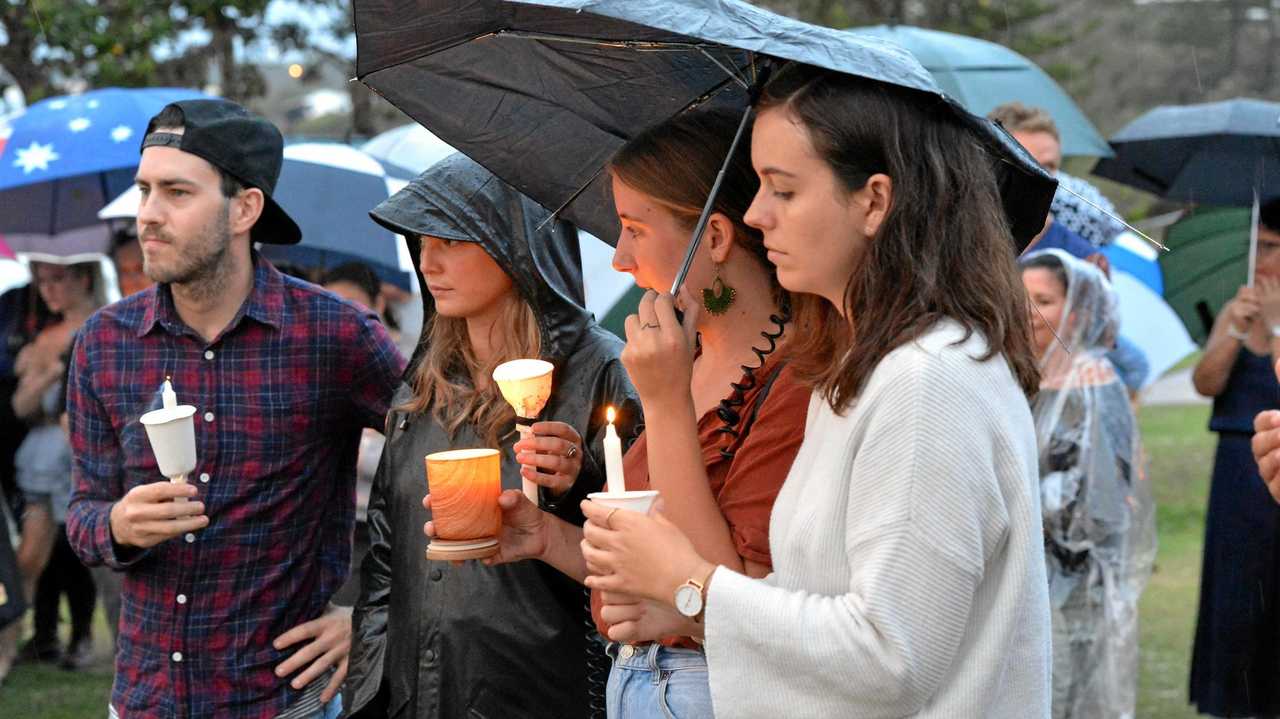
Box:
[344,154,640,718]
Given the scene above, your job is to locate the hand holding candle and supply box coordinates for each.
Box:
[140,378,198,502]
[493,359,554,502]
[423,448,502,561]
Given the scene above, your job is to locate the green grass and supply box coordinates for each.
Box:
[0,610,114,717]
[1136,402,1214,719]
[0,404,1219,717]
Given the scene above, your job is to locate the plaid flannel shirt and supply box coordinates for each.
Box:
[66,255,404,718]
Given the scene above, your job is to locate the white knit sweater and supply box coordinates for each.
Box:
[704,321,1051,718]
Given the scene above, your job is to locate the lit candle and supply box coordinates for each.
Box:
[604,406,625,494]
[162,377,177,409]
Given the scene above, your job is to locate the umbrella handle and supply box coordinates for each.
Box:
[1248,186,1260,287]
[669,64,773,296]
[670,102,755,296]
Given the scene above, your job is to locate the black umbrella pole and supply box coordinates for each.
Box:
[669,103,754,296]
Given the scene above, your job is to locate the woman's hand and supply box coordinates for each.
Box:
[422,490,548,566]
[513,421,583,496]
[599,591,697,644]
[580,499,712,606]
[1227,284,1261,334]
[1258,277,1280,328]
[621,291,700,409]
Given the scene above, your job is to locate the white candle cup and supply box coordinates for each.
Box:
[588,489,660,516]
[493,359,555,503]
[140,404,198,501]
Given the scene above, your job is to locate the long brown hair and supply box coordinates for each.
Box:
[609,108,773,287]
[757,64,1040,409]
[609,108,808,457]
[401,287,542,447]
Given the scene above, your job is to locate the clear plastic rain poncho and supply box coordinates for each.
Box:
[1022,249,1157,719]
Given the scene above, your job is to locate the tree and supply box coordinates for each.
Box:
[0,0,271,104]
[179,0,271,102]
[0,0,180,101]
[272,0,381,137]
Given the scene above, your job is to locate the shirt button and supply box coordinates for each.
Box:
[203,412,214,423]
[172,651,183,662]
[199,472,210,483]
[424,649,436,663]
[185,533,195,543]
[430,569,442,581]
[176,594,187,605]
[204,350,214,360]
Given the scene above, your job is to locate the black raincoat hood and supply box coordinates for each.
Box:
[369,153,591,371]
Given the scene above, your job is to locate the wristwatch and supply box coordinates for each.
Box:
[674,565,717,623]
[1227,324,1250,341]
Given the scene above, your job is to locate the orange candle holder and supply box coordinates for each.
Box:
[424,448,502,561]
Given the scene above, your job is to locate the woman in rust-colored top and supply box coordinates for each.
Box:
[424,108,810,718]
[593,354,809,650]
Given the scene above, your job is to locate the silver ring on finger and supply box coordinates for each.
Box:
[565,444,579,459]
[640,321,660,330]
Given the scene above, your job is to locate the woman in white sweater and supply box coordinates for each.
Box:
[579,64,1053,718]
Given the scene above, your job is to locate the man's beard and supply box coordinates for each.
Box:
[143,204,233,294]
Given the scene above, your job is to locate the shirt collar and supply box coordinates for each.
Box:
[137,253,285,339]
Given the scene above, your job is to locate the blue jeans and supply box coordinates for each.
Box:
[606,642,713,719]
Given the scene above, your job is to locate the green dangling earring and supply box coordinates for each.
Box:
[702,265,736,315]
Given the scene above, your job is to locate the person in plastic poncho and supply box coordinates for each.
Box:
[1020,249,1157,719]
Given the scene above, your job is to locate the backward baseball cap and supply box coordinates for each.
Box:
[140,99,302,245]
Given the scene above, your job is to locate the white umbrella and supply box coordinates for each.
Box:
[362,124,457,175]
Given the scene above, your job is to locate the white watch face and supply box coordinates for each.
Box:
[675,584,703,617]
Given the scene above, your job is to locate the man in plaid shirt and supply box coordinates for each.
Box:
[65,99,405,718]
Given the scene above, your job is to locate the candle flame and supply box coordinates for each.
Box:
[606,406,616,424]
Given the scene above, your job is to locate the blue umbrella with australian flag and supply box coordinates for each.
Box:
[0,87,207,253]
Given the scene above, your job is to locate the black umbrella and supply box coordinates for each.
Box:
[354,0,1056,291]
[1093,98,1280,207]
[1094,97,1280,283]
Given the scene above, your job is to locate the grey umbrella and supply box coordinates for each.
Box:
[1093,97,1280,283]
[354,0,1056,291]
[1092,97,1280,207]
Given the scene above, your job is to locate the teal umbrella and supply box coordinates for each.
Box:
[849,24,1111,157]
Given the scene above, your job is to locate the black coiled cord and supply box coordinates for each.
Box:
[584,586,609,717]
[712,304,792,461]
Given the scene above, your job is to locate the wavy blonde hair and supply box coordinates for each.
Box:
[402,293,543,447]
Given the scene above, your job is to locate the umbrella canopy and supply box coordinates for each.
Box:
[1160,206,1252,344]
[1052,172,1126,247]
[362,123,457,174]
[1092,98,1280,207]
[848,24,1110,158]
[353,0,1056,252]
[2,224,114,258]
[1100,232,1195,384]
[15,251,121,306]
[0,87,207,235]
[100,142,418,290]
